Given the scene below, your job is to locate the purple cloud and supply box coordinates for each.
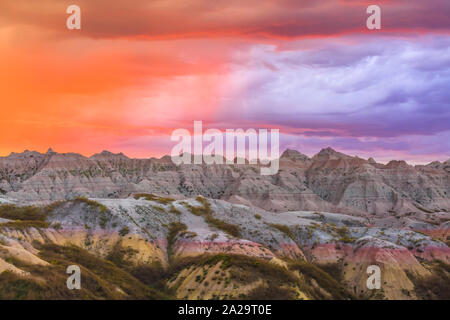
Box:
[204,35,450,160]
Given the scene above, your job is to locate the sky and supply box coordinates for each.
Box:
[0,0,449,163]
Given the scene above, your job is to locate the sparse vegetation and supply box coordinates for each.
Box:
[210,233,218,241]
[406,261,450,300]
[73,197,111,228]
[168,254,300,299]
[270,224,295,241]
[0,243,170,300]
[74,197,109,214]
[169,204,181,215]
[205,216,240,238]
[335,225,357,243]
[290,261,354,300]
[152,206,166,213]
[184,197,213,216]
[133,193,175,205]
[119,226,130,236]
[246,283,295,300]
[0,187,447,301]
[0,205,48,221]
[130,261,170,293]
[167,222,188,259]
[106,241,138,269]
[52,222,62,230]
[0,220,50,230]
[185,197,240,237]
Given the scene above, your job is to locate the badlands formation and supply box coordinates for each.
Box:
[0,147,448,299]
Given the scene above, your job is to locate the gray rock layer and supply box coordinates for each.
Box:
[0,147,449,217]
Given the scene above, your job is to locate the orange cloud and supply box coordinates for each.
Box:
[0,23,241,156]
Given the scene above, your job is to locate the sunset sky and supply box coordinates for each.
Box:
[1,0,449,163]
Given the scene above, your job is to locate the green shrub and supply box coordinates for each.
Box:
[169,204,181,215]
[205,216,240,238]
[0,205,47,221]
[406,261,450,299]
[184,197,212,216]
[99,214,108,229]
[52,222,62,230]
[167,222,187,259]
[152,206,165,213]
[130,260,169,293]
[290,261,354,300]
[119,226,130,236]
[335,225,356,243]
[0,220,50,230]
[74,197,109,214]
[246,283,296,300]
[133,194,174,205]
[180,231,197,238]
[106,241,138,269]
[270,224,295,241]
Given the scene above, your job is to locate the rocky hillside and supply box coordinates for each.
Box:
[0,147,448,299]
[0,148,449,217]
[0,195,449,299]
